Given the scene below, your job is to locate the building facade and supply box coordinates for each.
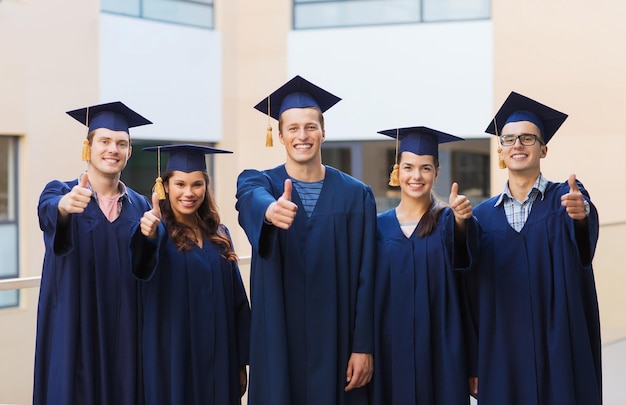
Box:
[1,0,624,403]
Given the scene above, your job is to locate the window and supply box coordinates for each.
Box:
[452,150,490,205]
[293,0,490,29]
[0,136,19,309]
[322,146,352,175]
[102,0,214,29]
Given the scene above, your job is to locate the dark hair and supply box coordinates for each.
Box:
[278,106,325,134]
[159,170,237,261]
[416,196,446,238]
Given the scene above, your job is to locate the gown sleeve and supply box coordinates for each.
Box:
[446,209,480,377]
[351,186,377,354]
[38,180,75,256]
[235,169,279,257]
[454,215,481,271]
[569,180,598,266]
[223,224,251,366]
[233,259,251,365]
[129,220,167,281]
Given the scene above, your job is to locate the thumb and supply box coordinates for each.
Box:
[79,172,89,189]
[151,192,162,219]
[449,182,459,204]
[282,178,292,201]
[568,174,580,193]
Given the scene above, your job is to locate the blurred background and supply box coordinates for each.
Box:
[1,0,624,403]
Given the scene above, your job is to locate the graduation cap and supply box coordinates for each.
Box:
[67,101,152,133]
[486,91,568,144]
[253,75,341,147]
[143,144,232,200]
[66,101,152,161]
[378,126,463,186]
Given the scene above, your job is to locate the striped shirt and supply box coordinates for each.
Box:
[494,173,547,232]
[291,178,324,217]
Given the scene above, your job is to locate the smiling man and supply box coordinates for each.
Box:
[34,102,152,405]
[236,76,377,405]
[464,92,601,404]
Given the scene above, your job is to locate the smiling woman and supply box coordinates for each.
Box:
[130,144,250,405]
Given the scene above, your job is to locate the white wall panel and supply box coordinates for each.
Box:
[100,14,222,142]
[288,21,493,140]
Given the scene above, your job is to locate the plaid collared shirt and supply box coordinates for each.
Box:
[494,173,548,232]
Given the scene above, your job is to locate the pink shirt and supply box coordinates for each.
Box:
[98,193,122,222]
[80,173,127,222]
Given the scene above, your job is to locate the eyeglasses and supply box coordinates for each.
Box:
[499,134,544,146]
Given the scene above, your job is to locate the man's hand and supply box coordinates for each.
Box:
[345,353,373,391]
[561,174,588,220]
[264,179,298,229]
[140,192,162,239]
[58,172,92,219]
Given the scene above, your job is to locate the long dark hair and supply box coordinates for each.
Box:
[159,170,237,261]
[416,195,446,238]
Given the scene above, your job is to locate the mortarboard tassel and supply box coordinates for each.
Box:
[81,139,91,161]
[388,128,400,186]
[266,125,273,147]
[81,106,91,161]
[388,164,399,186]
[154,177,166,200]
[497,147,506,169]
[153,147,166,200]
[265,96,273,147]
[493,117,506,169]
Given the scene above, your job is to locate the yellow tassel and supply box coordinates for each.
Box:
[497,147,506,169]
[388,164,400,187]
[388,128,400,186]
[265,125,273,147]
[81,139,91,161]
[154,177,166,200]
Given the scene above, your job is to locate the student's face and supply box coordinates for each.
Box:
[164,171,207,221]
[398,152,438,202]
[278,107,325,167]
[499,120,547,174]
[89,128,132,176]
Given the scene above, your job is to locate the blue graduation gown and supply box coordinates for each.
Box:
[130,224,250,405]
[371,208,479,405]
[466,179,601,404]
[236,165,377,405]
[34,179,151,405]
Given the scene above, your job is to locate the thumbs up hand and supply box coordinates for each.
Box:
[151,191,162,220]
[449,182,473,224]
[140,192,162,239]
[79,172,89,189]
[282,178,292,202]
[561,174,588,220]
[58,172,93,217]
[264,178,298,230]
